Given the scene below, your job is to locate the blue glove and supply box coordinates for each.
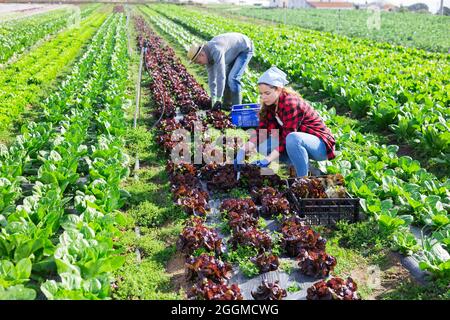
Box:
[234,148,246,170]
[251,159,270,168]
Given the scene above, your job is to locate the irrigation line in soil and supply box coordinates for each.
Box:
[133,46,144,130]
[132,45,145,179]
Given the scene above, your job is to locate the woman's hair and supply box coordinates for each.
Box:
[259,85,302,123]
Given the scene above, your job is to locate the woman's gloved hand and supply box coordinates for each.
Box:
[251,159,270,168]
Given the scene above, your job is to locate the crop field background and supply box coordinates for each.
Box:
[0,0,448,301]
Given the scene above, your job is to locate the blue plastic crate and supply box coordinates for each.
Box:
[231,103,260,128]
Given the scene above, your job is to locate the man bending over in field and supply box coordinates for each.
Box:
[187,33,253,111]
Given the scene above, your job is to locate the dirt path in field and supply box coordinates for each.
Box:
[167,252,190,294]
[350,251,419,300]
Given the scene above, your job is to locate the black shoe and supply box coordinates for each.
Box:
[211,101,222,111]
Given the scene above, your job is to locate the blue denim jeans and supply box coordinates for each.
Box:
[257,132,328,177]
[286,132,328,176]
[227,49,253,95]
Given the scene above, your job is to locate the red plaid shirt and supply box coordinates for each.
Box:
[250,92,335,159]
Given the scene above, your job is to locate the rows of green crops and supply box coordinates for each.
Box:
[0,2,448,299]
[0,7,109,141]
[0,4,100,64]
[212,6,450,53]
[0,11,130,300]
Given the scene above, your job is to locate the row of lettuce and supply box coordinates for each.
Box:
[152,3,450,171]
[0,7,109,139]
[0,11,130,299]
[142,5,450,279]
[0,3,100,64]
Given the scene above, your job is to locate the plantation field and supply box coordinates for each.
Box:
[0,2,448,301]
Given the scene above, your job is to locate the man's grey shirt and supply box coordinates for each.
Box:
[204,33,253,99]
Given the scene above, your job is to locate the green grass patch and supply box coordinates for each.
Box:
[380,278,450,300]
[225,245,259,278]
[112,15,186,299]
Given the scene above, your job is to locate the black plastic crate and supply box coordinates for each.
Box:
[286,178,360,226]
